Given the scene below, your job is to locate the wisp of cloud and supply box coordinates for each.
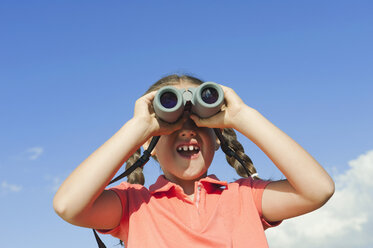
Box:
[266,150,373,248]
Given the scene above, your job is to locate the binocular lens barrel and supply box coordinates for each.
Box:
[160,92,178,109]
[201,87,219,104]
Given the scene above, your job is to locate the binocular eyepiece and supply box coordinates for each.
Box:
[153,82,224,123]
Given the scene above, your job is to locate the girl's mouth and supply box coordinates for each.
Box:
[176,144,200,159]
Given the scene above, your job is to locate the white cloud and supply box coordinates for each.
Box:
[12,146,44,161]
[1,181,22,193]
[26,147,44,160]
[266,149,373,248]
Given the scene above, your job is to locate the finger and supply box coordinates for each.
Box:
[218,84,232,95]
[219,85,235,105]
[141,91,157,103]
[171,113,188,130]
[221,85,245,109]
[136,91,158,114]
[157,113,188,135]
[190,111,226,128]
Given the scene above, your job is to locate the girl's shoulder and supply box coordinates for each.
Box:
[105,181,152,210]
[106,181,151,200]
[109,181,147,190]
[230,177,273,191]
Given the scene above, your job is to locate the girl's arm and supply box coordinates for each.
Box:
[234,107,334,222]
[191,85,335,222]
[53,91,185,230]
[53,118,151,230]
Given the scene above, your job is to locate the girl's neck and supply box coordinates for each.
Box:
[163,173,207,196]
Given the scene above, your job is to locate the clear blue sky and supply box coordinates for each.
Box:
[1,1,372,247]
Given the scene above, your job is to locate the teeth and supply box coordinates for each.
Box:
[177,145,199,152]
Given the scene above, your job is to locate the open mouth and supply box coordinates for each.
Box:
[176,144,200,159]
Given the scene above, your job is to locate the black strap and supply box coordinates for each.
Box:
[109,136,160,185]
[93,136,160,248]
[93,229,106,248]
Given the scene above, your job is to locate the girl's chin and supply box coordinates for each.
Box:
[177,172,207,182]
[181,165,209,179]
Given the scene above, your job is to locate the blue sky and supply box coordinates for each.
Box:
[1,1,372,247]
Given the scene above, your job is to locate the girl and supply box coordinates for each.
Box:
[53,74,335,247]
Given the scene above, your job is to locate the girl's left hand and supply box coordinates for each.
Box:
[190,84,249,129]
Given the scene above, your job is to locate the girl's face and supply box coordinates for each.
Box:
[153,81,218,184]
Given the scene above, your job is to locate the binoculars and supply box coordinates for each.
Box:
[153,82,224,123]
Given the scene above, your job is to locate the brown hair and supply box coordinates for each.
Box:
[125,74,259,185]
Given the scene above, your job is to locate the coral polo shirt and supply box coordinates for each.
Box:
[98,175,281,247]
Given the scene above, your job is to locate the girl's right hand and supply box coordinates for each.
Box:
[132,91,187,137]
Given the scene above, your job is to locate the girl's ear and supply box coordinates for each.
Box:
[142,139,157,156]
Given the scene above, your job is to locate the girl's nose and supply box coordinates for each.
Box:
[179,129,196,138]
[179,118,197,138]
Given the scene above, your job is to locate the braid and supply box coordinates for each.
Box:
[125,148,145,185]
[222,128,260,179]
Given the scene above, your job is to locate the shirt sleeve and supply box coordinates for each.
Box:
[96,182,130,238]
[237,177,282,230]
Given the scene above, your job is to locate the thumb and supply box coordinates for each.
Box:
[190,111,226,128]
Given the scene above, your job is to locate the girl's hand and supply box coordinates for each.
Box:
[190,84,250,129]
[132,91,187,137]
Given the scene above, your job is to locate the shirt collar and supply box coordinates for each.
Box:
[149,174,228,195]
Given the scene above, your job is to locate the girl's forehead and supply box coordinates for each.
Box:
[170,81,200,90]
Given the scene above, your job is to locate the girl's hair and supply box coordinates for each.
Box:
[125,74,259,185]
